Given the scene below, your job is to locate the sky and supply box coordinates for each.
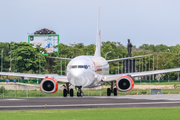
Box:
[0,0,180,47]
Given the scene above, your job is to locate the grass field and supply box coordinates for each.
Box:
[1,88,180,97]
[1,107,180,120]
[1,81,180,98]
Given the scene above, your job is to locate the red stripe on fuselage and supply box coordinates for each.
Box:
[93,61,102,72]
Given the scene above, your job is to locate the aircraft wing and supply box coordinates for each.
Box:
[107,54,152,62]
[102,68,180,82]
[49,57,72,60]
[0,72,69,83]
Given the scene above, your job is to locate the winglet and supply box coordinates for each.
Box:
[94,6,101,57]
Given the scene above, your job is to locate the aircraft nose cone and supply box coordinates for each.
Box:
[71,70,84,78]
[69,70,85,86]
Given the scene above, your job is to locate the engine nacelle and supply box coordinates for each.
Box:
[116,76,134,92]
[40,78,58,93]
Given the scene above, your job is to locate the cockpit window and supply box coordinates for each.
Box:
[78,65,84,68]
[84,65,88,69]
[70,65,89,69]
[71,65,77,68]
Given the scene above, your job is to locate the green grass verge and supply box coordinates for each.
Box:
[1,107,180,120]
[0,88,180,98]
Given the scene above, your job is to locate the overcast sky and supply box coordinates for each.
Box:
[0,0,180,47]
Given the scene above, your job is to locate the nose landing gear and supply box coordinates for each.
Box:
[76,86,83,97]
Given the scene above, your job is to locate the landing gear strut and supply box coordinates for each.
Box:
[107,81,117,96]
[63,83,74,97]
[76,86,83,97]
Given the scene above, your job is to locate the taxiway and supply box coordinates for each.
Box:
[0,95,180,110]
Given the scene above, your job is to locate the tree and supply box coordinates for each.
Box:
[0,42,10,72]
[11,42,46,73]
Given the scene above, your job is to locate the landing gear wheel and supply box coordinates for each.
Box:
[114,88,117,96]
[63,89,67,97]
[107,88,111,96]
[77,92,80,97]
[76,86,83,97]
[70,89,74,97]
[80,92,83,97]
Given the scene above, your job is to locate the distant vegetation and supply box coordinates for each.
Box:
[0,41,180,80]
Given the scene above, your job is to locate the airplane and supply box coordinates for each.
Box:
[1,7,180,97]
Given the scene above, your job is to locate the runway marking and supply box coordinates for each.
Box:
[4,99,26,101]
[0,101,180,108]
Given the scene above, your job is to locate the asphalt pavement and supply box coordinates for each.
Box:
[0,95,180,110]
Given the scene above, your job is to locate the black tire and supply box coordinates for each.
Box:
[70,89,74,97]
[114,88,117,96]
[77,92,80,97]
[80,92,83,97]
[107,88,111,96]
[63,89,67,97]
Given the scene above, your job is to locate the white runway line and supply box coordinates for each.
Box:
[0,101,180,108]
[0,99,26,101]
[5,99,26,101]
[95,95,180,100]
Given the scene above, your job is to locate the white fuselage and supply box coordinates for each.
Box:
[67,56,109,88]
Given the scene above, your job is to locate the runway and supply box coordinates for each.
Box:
[1,95,180,110]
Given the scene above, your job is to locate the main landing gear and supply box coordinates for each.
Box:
[76,86,83,97]
[63,83,74,97]
[63,84,83,97]
[107,81,117,96]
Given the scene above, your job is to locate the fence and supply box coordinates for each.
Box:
[0,86,180,98]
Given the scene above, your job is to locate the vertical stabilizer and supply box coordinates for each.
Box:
[94,6,101,57]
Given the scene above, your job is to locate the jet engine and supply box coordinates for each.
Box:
[116,76,134,92]
[40,78,58,93]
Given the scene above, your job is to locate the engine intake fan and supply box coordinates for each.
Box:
[40,78,58,93]
[116,76,134,92]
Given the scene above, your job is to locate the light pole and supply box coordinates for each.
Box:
[39,53,41,74]
[178,51,180,82]
[65,59,66,75]
[39,50,43,74]
[142,57,143,72]
[121,57,123,73]
[118,56,119,74]
[105,51,111,59]
[145,56,146,80]
[149,55,150,81]
[61,60,62,75]
[153,55,154,80]
[1,50,3,79]
[10,44,11,72]
[157,53,158,70]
